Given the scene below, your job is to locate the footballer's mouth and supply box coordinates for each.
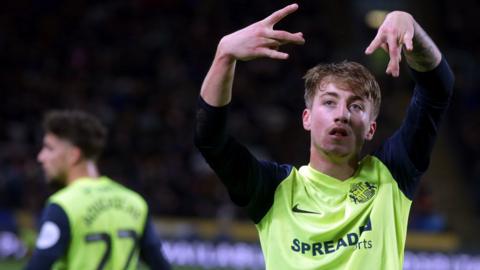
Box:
[329,127,349,137]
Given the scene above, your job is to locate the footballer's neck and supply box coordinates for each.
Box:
[309,148,358,181]
[67,160,100,185]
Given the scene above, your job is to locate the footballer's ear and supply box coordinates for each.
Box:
[67,146,83,166]
[302,109,311,131]
[365,121,376,141]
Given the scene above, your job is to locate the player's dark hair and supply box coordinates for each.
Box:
[43,110,107,160]
[303,61,381,119]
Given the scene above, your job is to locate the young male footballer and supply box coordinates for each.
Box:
[195,4,454,269]
[26,110,170,270]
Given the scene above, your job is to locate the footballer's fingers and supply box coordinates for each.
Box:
[263,3,299,27]
[402,30,414,51]
[256,47,290,60]
[380,43,388,53]
[365,33,393,56]
[268,30,305,45]
[385,34,403,77]
[262,38,282,48]
[365,32,383,55]
[258,38,288,59]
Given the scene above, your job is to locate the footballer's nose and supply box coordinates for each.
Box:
[334,105,350,124]
[37,149,45,163]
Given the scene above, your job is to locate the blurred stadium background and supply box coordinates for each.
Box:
[1,0,479,269]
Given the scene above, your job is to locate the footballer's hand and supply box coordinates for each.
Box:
[216,3,305,62]
[365,11,415,77]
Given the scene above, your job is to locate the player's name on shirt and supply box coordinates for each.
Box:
[83,196,143,226]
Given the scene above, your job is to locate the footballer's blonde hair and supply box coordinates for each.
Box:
[303,61,381,119]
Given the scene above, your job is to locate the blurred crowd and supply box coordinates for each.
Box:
[0,0,479,243]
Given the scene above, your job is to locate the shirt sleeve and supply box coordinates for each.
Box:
[24,203,70,270]
[373,57,454,200]
[194,97,292,223]
[139,214,171,270]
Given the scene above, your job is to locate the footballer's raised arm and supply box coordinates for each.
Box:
[365,11,442,76]
[370,11,454,198]
[194,4,301,222]
[200,3,304,107]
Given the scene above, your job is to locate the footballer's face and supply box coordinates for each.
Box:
[37,133,76,184]
[302,82,376,162]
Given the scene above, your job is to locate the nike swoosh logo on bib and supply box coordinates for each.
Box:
[292,204,322,215]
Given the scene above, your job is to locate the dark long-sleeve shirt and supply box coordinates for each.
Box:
[195,58,454,223]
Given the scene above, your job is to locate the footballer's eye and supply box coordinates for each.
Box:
[349,103,364,112]
[323,100,336,106]
[43,143,54,151]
